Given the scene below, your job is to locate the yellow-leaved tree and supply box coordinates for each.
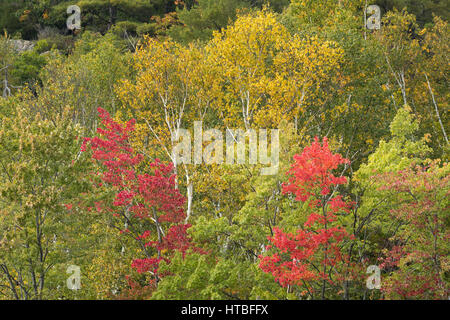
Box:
[117,9,347,223]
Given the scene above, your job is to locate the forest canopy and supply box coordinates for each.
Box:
[0,0,448,300]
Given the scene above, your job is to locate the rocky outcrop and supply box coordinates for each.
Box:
[9,40,35,53]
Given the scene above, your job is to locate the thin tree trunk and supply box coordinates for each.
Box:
[425,73,448,144]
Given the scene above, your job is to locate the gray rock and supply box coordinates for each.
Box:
[9,39,35,53]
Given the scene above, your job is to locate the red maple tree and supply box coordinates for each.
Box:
[259,137,354,299]
[81,108,192,284]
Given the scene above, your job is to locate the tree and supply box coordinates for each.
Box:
[168,0,290,44]
[9,0,174,39]
[375,0,449,26]
[19,31,132,130]
[373,10,449,157]
[206,9,345,130]
[152,121,305,300]
[350,105,438,299]
[0,33,17,98]
[353,106,433,239]
[259,137,354,299]
[0,1,23,38]
[0,106,90,299]
[81,107,193,290]
[117,36,217,222]
[287,0,364,28]
[376,161,449,299]
[10,45,47,87]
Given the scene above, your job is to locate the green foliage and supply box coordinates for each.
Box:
[354,106,432,231]
[169,0,290,44]
[10,49,47,85]
[349,106,435,286]
[375,0,449,26]
[0,0,23,38]
[23,31,131,130]
[0,2,448,300]
[0,106,91,299]
[375,161,449,299]
[355,106,432,185]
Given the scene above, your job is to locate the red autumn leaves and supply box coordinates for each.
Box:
[80,111,446,298]
[81,108,192,279]
[259,137,353,290]
[83,113,354,290]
